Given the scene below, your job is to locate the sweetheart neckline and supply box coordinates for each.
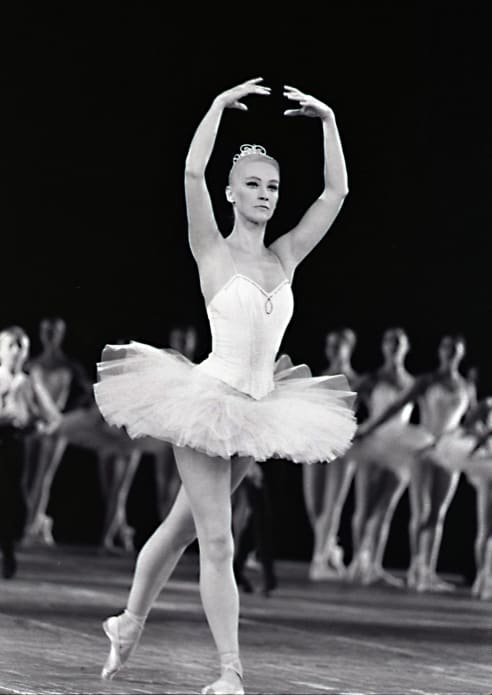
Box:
[206,274,291,309]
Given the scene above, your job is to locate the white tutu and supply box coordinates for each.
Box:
[93,342,356,464]
[350,421,435,479]
[426,428,492,477]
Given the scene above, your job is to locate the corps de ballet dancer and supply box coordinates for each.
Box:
[93,77,356,694]
[348,328,433,587]
[0,326,61,577]
[424,395,492,599]
[357,334,474,592]
[23,317,93,545]
[303,328,360,580]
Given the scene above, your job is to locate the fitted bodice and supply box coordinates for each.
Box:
[196,274,294,400]
[367,380,413,426]
[419,381,470,436]
[30,363,72,411]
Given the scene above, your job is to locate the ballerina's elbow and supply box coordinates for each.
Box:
[321,186,349,204]
[184,166,206,180]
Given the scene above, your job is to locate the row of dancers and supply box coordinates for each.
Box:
[304,327,492,601]
[2,316,492,600]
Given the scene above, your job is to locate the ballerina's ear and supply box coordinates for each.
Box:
[225,185,235,204]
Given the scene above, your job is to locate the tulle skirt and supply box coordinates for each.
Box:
[93,342,357,464]
[350,421,435,479]
[426,428,492,478]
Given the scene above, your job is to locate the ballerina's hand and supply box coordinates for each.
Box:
[37,418,60,435]
[215,77,271,111]
[283,85,333,120]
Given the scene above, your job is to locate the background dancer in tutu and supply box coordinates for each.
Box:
[303,328,360,580]
[0,326,61,578]
[94,77,356,694]
[348,328,430,587]
[425,395,492,599]
[23,317,93,545]
[358,334,474,592]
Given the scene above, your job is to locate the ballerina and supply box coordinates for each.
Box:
[93,77,356,694]
[23,316,93,545]
[348,328,431,587]
[303,328,360,580]
[425,395,492,598]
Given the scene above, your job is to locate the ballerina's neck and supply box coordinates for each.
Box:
[227,221,267,251]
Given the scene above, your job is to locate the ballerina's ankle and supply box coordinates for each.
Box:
[202,652,244,695]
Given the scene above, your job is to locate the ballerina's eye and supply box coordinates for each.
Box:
[246,181,259,187]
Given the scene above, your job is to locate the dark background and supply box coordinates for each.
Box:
[3,5,491,577]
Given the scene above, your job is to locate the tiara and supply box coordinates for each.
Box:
[232,144,273,164]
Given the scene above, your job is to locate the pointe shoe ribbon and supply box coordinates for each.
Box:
[202,657,244,695]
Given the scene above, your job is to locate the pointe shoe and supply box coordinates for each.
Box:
[119,525,136,553]
[363,566,405,589]
[202,657,244,695]
[328,542,346,575]
[244,552,261,572]
[471,569,484,597]
[309,560,341,581]
[41,514,55,546]
[101,611,144,680]
[346,550,371,584]
[415,568,455,593]
[480,579,492,600]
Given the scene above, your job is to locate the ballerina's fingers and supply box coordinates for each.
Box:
[230,101,249,111]
[283,108,304,117]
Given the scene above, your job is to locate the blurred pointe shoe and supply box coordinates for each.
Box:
[101,610,144,680]
[119,524,136,553]
[363,565,405,588]
[416,568,455,593]
[244,552,261,572]
[471,568,484,597]
[40,514,55,546]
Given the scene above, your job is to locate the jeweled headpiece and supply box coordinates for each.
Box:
[232,144,275,165]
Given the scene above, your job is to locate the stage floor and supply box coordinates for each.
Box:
[0,546,491,695]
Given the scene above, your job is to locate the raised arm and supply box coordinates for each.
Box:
[185,77,271,264]
[270,85,348,275]
[357,375,432,439]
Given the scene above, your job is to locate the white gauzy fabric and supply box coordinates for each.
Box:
[94,274,356,464]
[350,382,434,478]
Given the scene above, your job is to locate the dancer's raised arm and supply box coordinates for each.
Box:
[184,78,271,263]
[357,376,432,439]
[271,85,348,275]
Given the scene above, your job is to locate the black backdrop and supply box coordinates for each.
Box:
[3,5,491,576]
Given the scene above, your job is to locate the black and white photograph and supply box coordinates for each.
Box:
[1,5,492,694]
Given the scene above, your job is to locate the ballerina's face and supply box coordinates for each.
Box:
[382,329,409,361]
[40,319,66,348]
[325,332,353,361]
[439,335,465,365]
[227,158,279,224]
[0,332,29,373]
[169,327,197,359]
